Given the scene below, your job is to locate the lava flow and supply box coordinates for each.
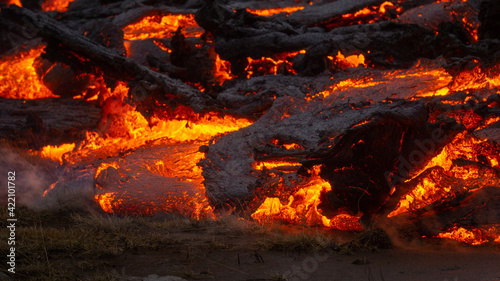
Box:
[388,132,500,218]
[38,83,251,218]
[41,0,74,12]
[251,166,362,231]
[435,226,500,245]
[328,51,367,70]
[247,6,305,16]
[323,1,403,29]
[123,13,203,40]
[245,50,305,78]
[0,45,57,99]
[6,0,21,6]
[2,0,500,247]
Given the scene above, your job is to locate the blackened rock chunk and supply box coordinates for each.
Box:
[479,0,500,40]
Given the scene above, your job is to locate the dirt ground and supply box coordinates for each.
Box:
[111,230,500,281]
[1,207,499,281]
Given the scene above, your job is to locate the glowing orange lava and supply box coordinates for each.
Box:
[36,143,76,164]
[41,0,74,12]
[214,54,234,84]
[95,192,117,213]
[6,0,22,6]
[435,226,500,245]
[253,160,302,172]
[12,1,497,233]
[308,61,452,101]
[123,14,202,41]
[449,65,500,92]
[251,166,362,231]
[92,145,216,219]
[327,1,402,28]
[270,139,304,150]
[247,6,305,16]
[42,182,57,197]
[34,83,251,218]
[245,50,304,78]
[0,45,57,99]
[389,132,500,218]
[54,85,251,165]
[328,51,366,69]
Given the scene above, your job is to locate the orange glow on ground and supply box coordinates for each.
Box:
[247,6,305,16]
[93,145,215,219]
[343,7,372,19]
[123,14,202,40]
[123,40,133,57]
[328,51,366,69]
[214,54,234,84]
[95,192,117,213]
[7,0,22,6]
[388,132,500,218]
[0,46,57,99]
[34,83,251,218]
[253,160,302,172]
[41,0,74,12]
[42,182,57,197]
[270,139,304,150]
[328,1,402,28]
[435,226,500,245]
[36,143,76,164]
[66,84,252,155]
[449,65,500,92]
[245,50,304,78]
[251,167,362,231]
[308,62,453,101]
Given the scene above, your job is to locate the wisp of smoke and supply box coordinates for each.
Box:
[0,147,50,208]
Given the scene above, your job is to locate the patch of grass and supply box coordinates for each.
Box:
[262,226,334,252]
[0,206,203,280]
[340,228,392,254]
[208,238,231,250]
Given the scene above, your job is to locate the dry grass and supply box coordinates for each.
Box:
[2,205,335,279]
[201,214,337,252]
[0,205,209,280]
[258,224,335,252]
[339,228,392,254]
[0,203,368,280]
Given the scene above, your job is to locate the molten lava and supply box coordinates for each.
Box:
[253,160,302,172]
[389,132,500,218]
[41,0,74,12]
[5,0,498,242]
[37,143,76,164]
[123,14,202,41]
[0,45,57,99]
[436,226,500,245]
[6,0,21,6]
[214,54,234,84]
[325,1,403,29]
[247,6,305,17]
[95,192,117,214]
[55,83,252,163]
[328,51,366,70]
[449,65,500,92]
[245,50,304,78]
[251,166,362,231]
[36,83,251,218]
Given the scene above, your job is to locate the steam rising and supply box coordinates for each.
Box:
[0,148,49,207]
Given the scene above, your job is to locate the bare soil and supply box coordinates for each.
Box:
[111,233,500,281]
[2,207,499,281]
